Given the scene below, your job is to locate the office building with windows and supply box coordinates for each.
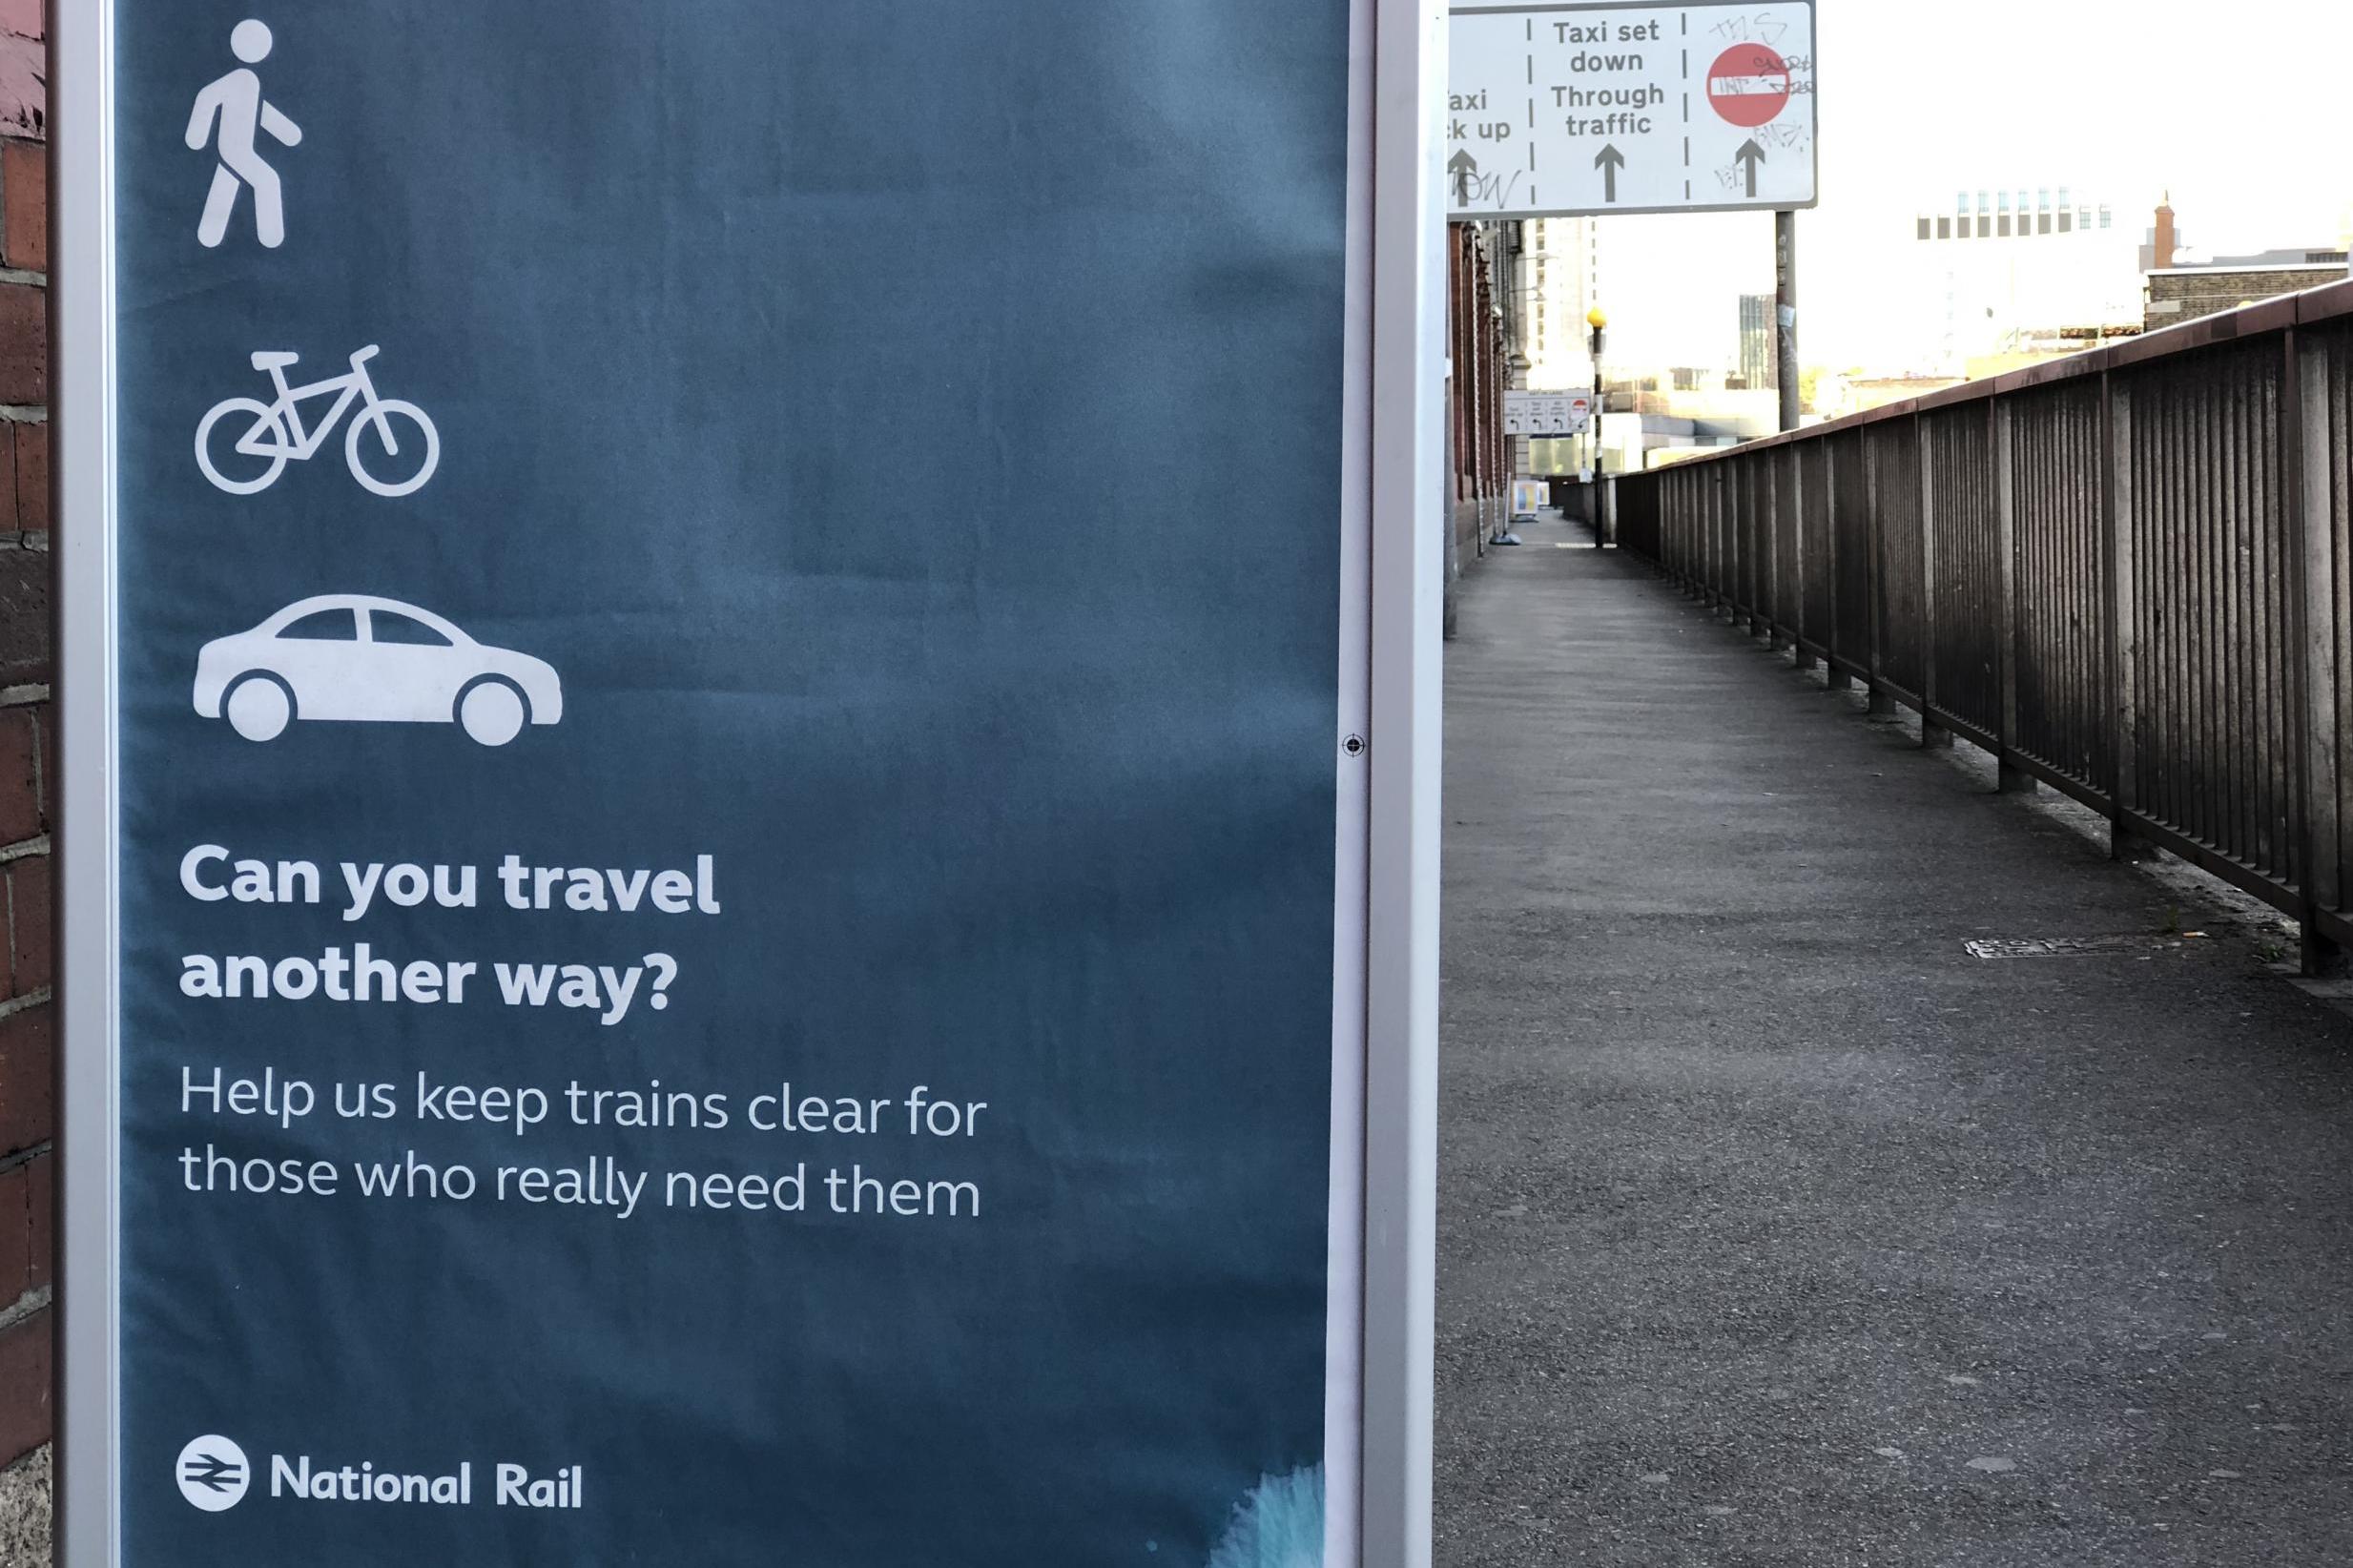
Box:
[1521,216,1598,394]
[1921,185,2114,245]
[1900,183,2142,374]
[1736,294,1772,390]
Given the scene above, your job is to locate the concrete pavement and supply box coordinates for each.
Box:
[1434,522,2353,1566]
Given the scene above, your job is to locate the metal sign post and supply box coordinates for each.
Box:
[55,2,1442,1563]
[1778,209,1801,431]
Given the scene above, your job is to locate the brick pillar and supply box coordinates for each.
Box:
[0,0,51,1552]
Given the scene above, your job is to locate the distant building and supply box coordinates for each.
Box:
[2140,196,2349,331]
[2139,195,2179,272]
[2146,263,2346,330]
[1587,366,1782,467]
[1737,294,1772,391]
[1961,323,2142,382]
[1516,216,1606,479]
[1817,373,1968,422]
[1899,182,2142,374]
[1923,184,2114,245]
[1521,216,1597,395]
[2139,193,2349,277]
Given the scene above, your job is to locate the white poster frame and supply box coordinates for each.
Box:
[53,2,1442,1561]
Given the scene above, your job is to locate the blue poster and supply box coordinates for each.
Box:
[107,3,1355,1561]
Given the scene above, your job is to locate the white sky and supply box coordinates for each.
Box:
[1593,0,2353,371]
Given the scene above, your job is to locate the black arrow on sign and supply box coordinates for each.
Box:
[1448,150,1479,208]
[1734,139,1766,199]
[1594,144,1626,204]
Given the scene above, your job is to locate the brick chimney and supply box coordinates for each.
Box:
[2153,194,2177,271]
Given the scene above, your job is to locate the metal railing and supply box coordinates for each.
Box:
[1613,283,2353,975]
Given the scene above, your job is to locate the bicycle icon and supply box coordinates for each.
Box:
[195,346,441,497]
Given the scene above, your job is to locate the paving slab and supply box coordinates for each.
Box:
[1435,528,2353,1567]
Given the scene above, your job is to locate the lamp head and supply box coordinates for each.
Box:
[1586,306,1609,331]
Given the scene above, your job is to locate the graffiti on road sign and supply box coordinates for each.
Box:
[1450,2,1818,218]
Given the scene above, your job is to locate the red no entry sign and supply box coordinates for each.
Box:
[1707,44,1792,129]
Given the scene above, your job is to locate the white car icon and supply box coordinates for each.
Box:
[194,595,564,747]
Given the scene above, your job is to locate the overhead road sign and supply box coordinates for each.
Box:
[1449,1,1818,219]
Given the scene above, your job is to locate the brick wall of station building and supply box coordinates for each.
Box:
[1448,223,1509,621]
[2144,266,2347,331]
[0,0,49,1557]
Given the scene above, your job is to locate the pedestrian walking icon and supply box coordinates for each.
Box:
[185,19,300,250]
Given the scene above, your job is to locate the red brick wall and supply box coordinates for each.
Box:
[0,0,48,1471]
[1448,224,1509,570]
[2144,266,2348,331]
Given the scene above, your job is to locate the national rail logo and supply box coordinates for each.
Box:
[176,1434,252,1512]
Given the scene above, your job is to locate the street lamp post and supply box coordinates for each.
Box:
[1587,306,1608,545]
[1504,348,1531,547]
[1586,305,1608,475]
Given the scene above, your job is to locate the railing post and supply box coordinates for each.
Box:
[1794,449,1818,671]
[1677,472,1692,593]
[1721,467,1740,624]
[1695,469,1705,594]
[1703,471,1718,609]
[1672,475,1683,585]
[2106,371,2152,861]
[1663,472,1678,586]
[1825,440,1851,691]
[1781,450,1799,655]
[1993,396,2035,793]
[1713,469,1729,615]
[1866,430,1896,715]
[1751,458,1766,634]
[1694,471,1706,601]
[2295,330,2347,976]
[1694,472,1707,603]
[1919,411,1953,748]
[1748,459,1768,638]
[1703,464,1722,602]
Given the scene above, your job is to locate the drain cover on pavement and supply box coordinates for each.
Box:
[1965,935,2198,959]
